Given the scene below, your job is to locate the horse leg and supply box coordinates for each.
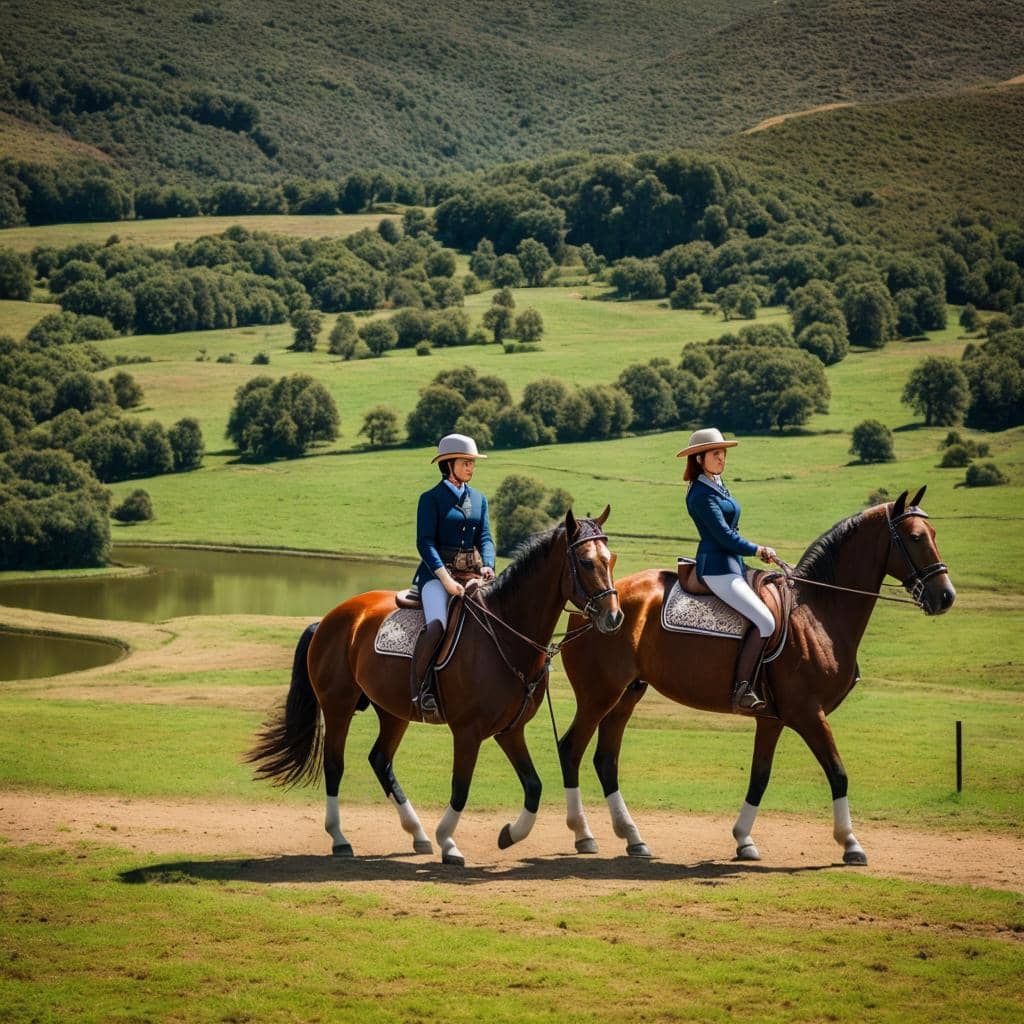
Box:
[792,708,867,866]
[732,716,785,861]
[322,706,357,857]
[435,731,482,867]
[594,681,650,858]
[367,709,433,855]
[494,726,542,850]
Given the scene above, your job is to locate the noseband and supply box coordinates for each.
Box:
[888,506,948,607]
[567,519,618,619]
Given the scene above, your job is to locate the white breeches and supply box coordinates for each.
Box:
[421,578,448,626]
[703,573,774,638]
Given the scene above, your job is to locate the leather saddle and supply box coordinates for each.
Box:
[395,579,483,668]
[676,559,792,656]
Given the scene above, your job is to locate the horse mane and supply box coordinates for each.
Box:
[486,523,565,611]
[794,509,869,585]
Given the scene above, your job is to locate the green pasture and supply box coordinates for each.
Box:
[0,212,395,253]
[2,841,1022,1024]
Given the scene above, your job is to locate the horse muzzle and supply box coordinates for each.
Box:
[922,578,956,616]
[594,606,625,634]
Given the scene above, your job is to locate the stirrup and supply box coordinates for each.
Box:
[419,692,439,714]
[733,681,766,712]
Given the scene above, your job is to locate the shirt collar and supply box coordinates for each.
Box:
[443,479,467,501]
[699,473,730,497]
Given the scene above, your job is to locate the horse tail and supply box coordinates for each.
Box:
[245,622,324,787]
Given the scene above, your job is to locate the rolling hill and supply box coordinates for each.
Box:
[2,0,1022,183]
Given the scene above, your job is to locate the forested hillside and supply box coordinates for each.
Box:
[2,0,1021,184]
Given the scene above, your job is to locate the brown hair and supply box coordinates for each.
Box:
[683,453,703,483]
[438,458,454,479]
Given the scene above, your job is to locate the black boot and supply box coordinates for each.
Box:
[732,626,769,713]
[411,620,445,721]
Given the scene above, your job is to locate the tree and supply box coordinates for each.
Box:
[406,385,466,445]
[490,473,572,555]
[52,371,114,415]
[516,238,554,287]
[110,371,143,409]
[850,420,895,463]
[842,282,898,348]
[616,363,676,429]
[902,357,970,426]
[469,239,497,279]
[168,417,204,471]
[513,308,544,344]
[959,304,980,331]
[669,274,703,309]
[521,379,569,429]
[715,347,830,431]
[358,406,401,447]
[112,488,154,522]
[789,280,847,339]
[327,313,359,357]
[737,289,759,319]
[492,407,540,448]
[289,308,322,352]
[962,329,1024,430]
[482,304,512,344]
[425,248,457,278]
[226,374,339,459]
[610,257,665,299]
[965,463,1008,487]
[0,247,33,300]
[359,320,398,357]
[492,254,525,288]
[796,322,849,365]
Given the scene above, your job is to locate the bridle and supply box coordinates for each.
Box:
[565,519,618,619]
[775,504,947,610]
[887,505,948,608]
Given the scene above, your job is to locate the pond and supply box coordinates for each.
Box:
[0,545,413,623]
[0,629,123,681]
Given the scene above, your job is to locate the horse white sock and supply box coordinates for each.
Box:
[606,791,643,847]
[436,804,462,858]
[324,795,348,847]
[565,787,593,841]
[506,808,537,845]
[832,796,863,853]
[390,793,429,843]
[732,800,759,847]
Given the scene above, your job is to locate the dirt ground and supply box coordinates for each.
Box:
[3,789,1021,895]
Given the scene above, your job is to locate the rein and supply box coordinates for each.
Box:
[775,505,946,609]
[462,519,615,735]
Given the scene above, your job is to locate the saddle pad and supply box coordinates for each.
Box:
[373,606,463,669]
[374,607,423,659]
[661,579,746,639]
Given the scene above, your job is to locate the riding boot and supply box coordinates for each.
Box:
[732,626,769,713]
[410,620,445,722]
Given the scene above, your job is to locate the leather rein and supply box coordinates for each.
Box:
[775,505,947,609]
[461,520,616,734]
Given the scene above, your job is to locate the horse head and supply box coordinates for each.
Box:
[563,505,624,634]
[886,486,956,615]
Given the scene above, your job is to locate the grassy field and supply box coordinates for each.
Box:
[2,223,1022,1021]
[0,212,395,253]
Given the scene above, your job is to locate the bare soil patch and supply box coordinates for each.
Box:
[2,790,1021,896]
[745,102,855,134]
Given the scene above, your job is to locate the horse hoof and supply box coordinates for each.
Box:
[736,842,761,862]
[442,851,465,867]
[332,843,354,858]
[575,837,599,854]
[627,842,652,859]
[843,849,868,866]
[413,839,434,855]
[498,824,514,850]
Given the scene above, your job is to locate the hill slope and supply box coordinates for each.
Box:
[2,0,1022,183]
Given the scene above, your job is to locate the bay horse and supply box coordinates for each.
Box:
[557,488,956,866]
[248,507,622,866]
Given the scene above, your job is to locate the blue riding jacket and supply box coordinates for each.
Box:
[686,475,758,580]
[413,481,495,589]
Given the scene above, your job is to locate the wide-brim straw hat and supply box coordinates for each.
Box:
[431,432,488,463]
[675,427,739,458]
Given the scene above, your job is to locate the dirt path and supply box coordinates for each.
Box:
[2,790,1020,894]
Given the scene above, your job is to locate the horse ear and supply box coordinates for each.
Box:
[565,507,578,537]
[910,485,927,508]
[595,504,610,527]
[893,490,908,517]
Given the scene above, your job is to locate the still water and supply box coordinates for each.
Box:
[0,545,413,623]
[0,629,123,680]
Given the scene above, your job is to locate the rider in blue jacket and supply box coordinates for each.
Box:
[411,433,495,718]
[679,428,778,712]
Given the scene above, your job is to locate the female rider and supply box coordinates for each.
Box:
[411,433,495,718]
[678,427,777,712]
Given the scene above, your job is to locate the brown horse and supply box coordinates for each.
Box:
[248,508,622,866]
[557,488,956,865]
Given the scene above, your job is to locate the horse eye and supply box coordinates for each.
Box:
[580,558,595,570]
[910,533,923,543]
